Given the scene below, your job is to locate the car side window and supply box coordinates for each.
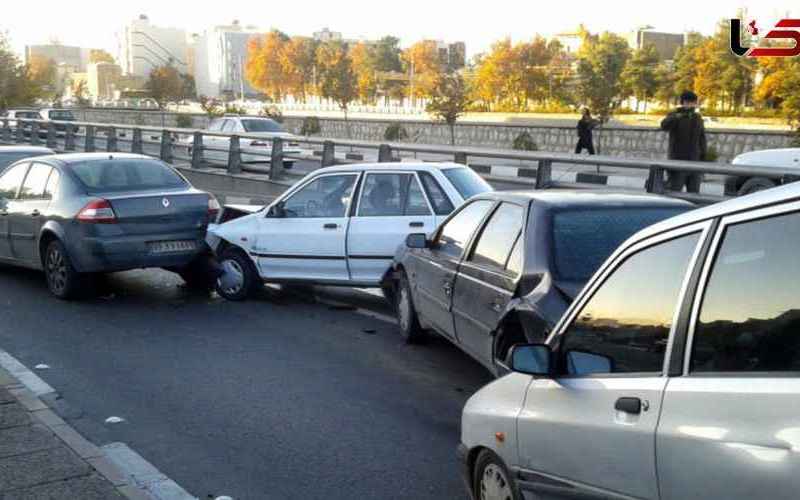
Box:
[19,163,52,200]
[506,234,523,276]
[469,203,524,270]
[418,172,454,215]
[436,200,494,259]
[357,173,431,217]
[282,174,357,218]
[691,211,800,373]
[559,233,700,376]
[0,163,29,200]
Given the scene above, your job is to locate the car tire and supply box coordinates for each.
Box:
[44,240,86,300]
[215,247,259,301]
[396,270,424,344]
[473,449,523,500]
[738,177,777,196]
[282,161,294,170]
[381,280,397,308]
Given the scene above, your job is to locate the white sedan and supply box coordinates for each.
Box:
[206,162,493,300]
[728,147,800,195]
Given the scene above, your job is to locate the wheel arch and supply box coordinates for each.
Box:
[37,222,67,269]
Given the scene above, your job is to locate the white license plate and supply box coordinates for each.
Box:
[148,240,196,254]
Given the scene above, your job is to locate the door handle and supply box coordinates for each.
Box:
[323,223,338,229]
[409,221,425,228]
[615,397,642,415]
[30,209,40,217]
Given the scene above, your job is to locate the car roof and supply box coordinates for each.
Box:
[314,162,467,174]
[468,190,693,209]
[28,152,159,166]
[0,146,54,155]
[630,181,800,242]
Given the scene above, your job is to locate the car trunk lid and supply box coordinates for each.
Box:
[102,190,209,235]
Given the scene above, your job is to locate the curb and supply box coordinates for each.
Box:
[0,349,198,500]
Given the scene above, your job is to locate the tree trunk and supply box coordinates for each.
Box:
[449,122,455,146]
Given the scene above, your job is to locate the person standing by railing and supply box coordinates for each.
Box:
[660,91,707,193]
[575,108,599,155]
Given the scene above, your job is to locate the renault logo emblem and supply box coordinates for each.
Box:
[162,198,170,208]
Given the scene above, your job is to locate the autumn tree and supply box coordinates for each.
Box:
[281,36,318,102]
[402,40,444,99]
[426,73,470,145]
[89,49,115,64]
[316,41,357,133]
[621,43,659,112]
[350,42,378,103]
[71,79,89,106]
[146,65,185,109]
[246,30,290,101]
[27,54,58,100]
[576,31,631,120]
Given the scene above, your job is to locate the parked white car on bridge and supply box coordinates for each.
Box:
[206,162,493,300]
[727,147,800,195]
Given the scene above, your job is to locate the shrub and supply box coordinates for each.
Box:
[300,116,321,136]
[384,123,409,142]
[223,104,247,115]
[260,105,284,123]
[512,131,538,151]
[704,145,720,162]
[175,114,193,128]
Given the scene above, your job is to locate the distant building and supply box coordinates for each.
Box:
[118,14,189,78]
[425,40,466,70]
[626,27,685,61]
[552,31,584,55]
[313,28,343,43]
[87,63,122,99]
[194,22,262,98]
[26,44,88,71]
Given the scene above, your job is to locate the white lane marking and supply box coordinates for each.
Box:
[102,442,198,500]
[0,349,56,396]
[105,416,126,424]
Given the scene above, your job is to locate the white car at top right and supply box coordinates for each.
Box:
[728,147,800,196]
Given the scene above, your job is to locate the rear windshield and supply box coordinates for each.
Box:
[241,119,284,133]
[15,112,40,119]
[49,110,75,120]
[442,167,493,199]
[71,159,188,193]
[552,207,689,281]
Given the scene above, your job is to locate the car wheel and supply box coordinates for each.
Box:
[396,271,424,343]
[473,450,522,500]
[44,240,85,300]
[738,177,777,196]
[215,247,259,301]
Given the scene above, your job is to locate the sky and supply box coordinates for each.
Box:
[1,0,796,58]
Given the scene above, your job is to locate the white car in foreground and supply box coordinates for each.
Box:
[206,162,493,300]
[727,147,800,195]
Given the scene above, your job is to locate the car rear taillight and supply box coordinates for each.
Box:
[77,199,117,223]
[208,195,221,221]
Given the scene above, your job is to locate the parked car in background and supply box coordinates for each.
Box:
[727,147,800,195]
[459,181,800,500]
[0,153,219,299]
[37,108,78,134]
[188,116,303,169]
[0,146,54,171]
[393,191,692,374]
[207,162,493,300]
[4,109,42,136]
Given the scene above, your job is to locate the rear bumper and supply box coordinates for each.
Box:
[67,232,208,273]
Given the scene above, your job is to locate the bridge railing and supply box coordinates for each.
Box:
[2,117,798,205]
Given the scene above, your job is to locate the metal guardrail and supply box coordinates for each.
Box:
[2,117,798,205]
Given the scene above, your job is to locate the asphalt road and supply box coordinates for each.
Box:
[0,266,492,500]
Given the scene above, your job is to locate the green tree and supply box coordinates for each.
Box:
[373,36,402,72]
[621,44,660,112]
[576,31,631,120]
[316,41,357,134]
[146,65,184,109]
[0,32,38,109]
[426,73,470,145]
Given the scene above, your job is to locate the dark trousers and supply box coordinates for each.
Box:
[575,140,595,155]
[667,171,702,193]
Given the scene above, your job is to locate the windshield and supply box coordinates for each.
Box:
[71,159,188,193]
[15,111,40,119]
[241,119,285,133]
[49,110,75,120]
[552,207,689,282]
[442,167,493,199]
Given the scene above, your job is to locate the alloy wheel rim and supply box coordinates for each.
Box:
[218,259,245,295]
[480,464,513,500]
[46,248,67,294]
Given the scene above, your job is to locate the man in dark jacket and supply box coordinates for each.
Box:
[575,108,599,154]
[660,91,707,193]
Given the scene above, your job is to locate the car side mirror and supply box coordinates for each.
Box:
[565,349,613,376]
[405,233,429,249]
[269,201,286,218]
[509,344,553,376]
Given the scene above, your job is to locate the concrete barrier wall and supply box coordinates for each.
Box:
[74,109,795,163]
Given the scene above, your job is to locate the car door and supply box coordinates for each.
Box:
[514,224,708,500]
[451,202,525,368]
[8,163,56,263]
[410,199,495,339]
[657,204,800,500]
[253,172,359,282]
[0,163,29,260]
[347,172,437,284]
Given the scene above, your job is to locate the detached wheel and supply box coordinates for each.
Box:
[738,177,777,196]
[44,240,85,300]
[473,450,522,500]
[215,247,259,301]
[396,271,424,343]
